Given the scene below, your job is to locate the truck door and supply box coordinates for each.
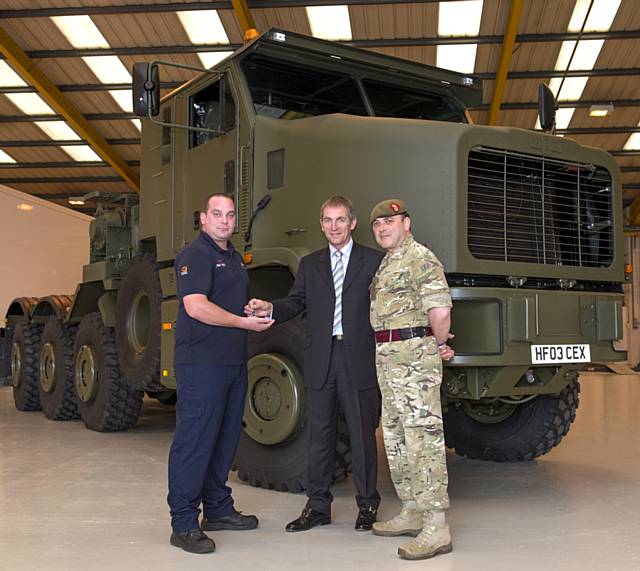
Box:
[176,74,241,245]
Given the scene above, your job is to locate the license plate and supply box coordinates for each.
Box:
[531,344,591,364]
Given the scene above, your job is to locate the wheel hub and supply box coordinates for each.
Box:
[39,342,57,393]
[10,342,21,388]
[244,353,305,445]
[127,288,151,356]
[75,344,99,402]
[461,399,517,424]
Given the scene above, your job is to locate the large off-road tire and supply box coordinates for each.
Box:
[73,313,143,432]
[115,256,162,390]
[444,380,580,462]
[234,318,352,492]
[38,319,79,421]
[11,319,43,411]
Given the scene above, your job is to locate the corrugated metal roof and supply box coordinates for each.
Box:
[0,0,638,212]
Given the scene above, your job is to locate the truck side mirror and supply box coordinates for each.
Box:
[132,62,160,117]
[538,83,557,133]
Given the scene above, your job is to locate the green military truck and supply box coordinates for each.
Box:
[3,29,624,492]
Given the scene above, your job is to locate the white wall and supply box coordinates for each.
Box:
[0,185,92,326]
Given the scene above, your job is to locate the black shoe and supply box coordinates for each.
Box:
[285,508,331,532]
[355,506,378,531]
[202,509,258,531]
[170,529,215,554]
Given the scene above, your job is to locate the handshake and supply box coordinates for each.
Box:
[244,298,273,318]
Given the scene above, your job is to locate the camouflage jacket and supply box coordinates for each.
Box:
[370,234,452,331]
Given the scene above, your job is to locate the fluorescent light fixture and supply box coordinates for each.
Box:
[437,44,478,74]
[568,0,621,33]
[197,51,233,69]
[68,197,85,205]
[34,121,80,140]
[17,203,34,211]
[589,104,613,117]
[0,149,16,163]
[177,10,229,44]
[5,93,55,115]
[83,56,131,84]
[109,89,133,113]
[306,6,352,41]
[438,0,483,36]
[623,132,640,151]
[0,61,26,87]
[51,15,110,48]
[61,145,102,162]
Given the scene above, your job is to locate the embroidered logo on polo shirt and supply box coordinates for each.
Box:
[180,265,189,276]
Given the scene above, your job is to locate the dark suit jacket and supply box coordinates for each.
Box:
[272,242,384,391]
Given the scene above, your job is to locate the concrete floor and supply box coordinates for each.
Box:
[1,373,639,571]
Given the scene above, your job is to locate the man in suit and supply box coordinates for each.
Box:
[246,196,384,532]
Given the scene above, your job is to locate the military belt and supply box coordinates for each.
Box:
[374,326,432,343]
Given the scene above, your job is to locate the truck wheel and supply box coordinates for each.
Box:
[233,318,352,492]
[11,319,42,411]
[115,256,162,390]
[444,380,580,462]
[38,319,79,421]
[74,313,143,432]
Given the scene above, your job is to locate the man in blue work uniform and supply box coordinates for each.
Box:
[168,193,273,554]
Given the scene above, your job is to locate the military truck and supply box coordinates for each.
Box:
[3,29,624,492]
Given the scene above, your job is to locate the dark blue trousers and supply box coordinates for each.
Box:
[167,364,248,533]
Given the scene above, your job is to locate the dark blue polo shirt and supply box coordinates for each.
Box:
[174,232,249,365]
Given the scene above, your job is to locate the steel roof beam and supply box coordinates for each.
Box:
[472,99,640,111]
[0,113,135,122]
[0,176,123,183]
[488,0,523,125]
[0,81,182,94]
[0,160,140,169]
[0,138,139,147]
[0,25,140,191]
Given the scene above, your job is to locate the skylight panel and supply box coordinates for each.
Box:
[568,0,621,33]
[82,56,132,84]
[61,145,102,162]
[534,107,576,131]
[177,10,229,44]
[438,0,483,36]
[109,89,133,113]
[197,51,234,70]
[623,132,640,151]
[306,6,352,41]
[548,77,589,101]
[6,93,55,115]
[131,119,141,131]
[34,121,80,140]
[436,1,483,74]
[437,44,478,74]
[0,149,16,163]
[0,61,26,87]
[51,15,110,48]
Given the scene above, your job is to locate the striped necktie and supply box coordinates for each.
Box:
[333,250,344,334]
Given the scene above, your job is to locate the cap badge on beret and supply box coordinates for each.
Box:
[390,202,400,213]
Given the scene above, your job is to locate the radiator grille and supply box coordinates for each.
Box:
[467,146,613,268]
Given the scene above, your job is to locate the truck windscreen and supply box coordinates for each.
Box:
[240,52,466,123]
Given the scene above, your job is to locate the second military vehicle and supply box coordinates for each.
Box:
[3,29,624,492]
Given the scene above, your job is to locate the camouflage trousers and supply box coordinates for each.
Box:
[375,336,449,511]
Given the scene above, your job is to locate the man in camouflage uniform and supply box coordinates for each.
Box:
[369,199,454,561]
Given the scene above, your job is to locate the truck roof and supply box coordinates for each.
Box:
[163,27,483,110]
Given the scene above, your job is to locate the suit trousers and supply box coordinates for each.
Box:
[305,339,381,514]
[167,364,247,532]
